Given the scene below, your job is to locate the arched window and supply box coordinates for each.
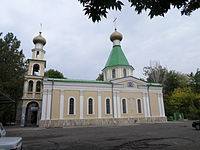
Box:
[28,81,33,92]
[123,68,126,77]
[36,51,39,58]
[112,69,116,78]
[122,99,127,113]
[36,81,41,92]
[88,98,93,114]
[32,64,40,75]
[106,98,111,114]
[137,99,142,113]
[69,98,75,114]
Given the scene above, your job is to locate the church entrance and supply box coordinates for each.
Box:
[25,102,39,126]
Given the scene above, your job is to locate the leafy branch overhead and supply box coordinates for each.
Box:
[78,0,200,22]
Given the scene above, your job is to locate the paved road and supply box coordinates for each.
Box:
[5,121,200,150]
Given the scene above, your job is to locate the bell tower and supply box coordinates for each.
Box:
[19,32,47,127]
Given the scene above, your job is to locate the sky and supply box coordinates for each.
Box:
[1,0,200,80]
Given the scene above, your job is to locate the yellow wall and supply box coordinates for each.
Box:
[149,93,160,116]
[101,91,113,118]
[83,91,98,119]
[51,90,60,119]
[63,90,80,119]
[120,92,144,118]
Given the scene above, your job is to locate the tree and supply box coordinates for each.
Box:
[167,87,200,119]
[96,73,104,81]
[0,32,27,124]
[143,61,167,84]
[189,69,200,94]
[78,0,200,22]
[163,70,189,95]
[44,69,65,79]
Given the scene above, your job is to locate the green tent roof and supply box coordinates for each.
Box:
[104,45,132,69]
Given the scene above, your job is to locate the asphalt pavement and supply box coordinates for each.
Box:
[5,121,200,150]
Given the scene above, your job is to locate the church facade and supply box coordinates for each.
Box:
[19,30,166,127]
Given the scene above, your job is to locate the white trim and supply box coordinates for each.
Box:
[46,90,52,120]
[136,98,143,114]
[80,90,84,119]
[142,93,148,117]
[160,94,165,117]
[98,92,102,118]
[121,98,128,114]
[116,92,121,118]
[59,90,64,119]
[41,90,47,120]
[104,97,112,115]
[67,96,76,115]
[158,94,162,117]
[145,93,151,117]
[87,97,94,115]
[113,93,118,118]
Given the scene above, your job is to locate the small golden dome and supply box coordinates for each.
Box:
[33,32,46,45]
[110,30,123,42]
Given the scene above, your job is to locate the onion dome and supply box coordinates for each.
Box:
[110,30,123,42]
[33,32,46,45]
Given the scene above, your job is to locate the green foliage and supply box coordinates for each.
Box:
[96,73,104,81]
[163,70,189,95]
[0,32,27,124]
[167,87,200,119]
[44,69,65,79]
[189,69,200,93]
[78,0,200,22]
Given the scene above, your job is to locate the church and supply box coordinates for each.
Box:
[18,29,166,127]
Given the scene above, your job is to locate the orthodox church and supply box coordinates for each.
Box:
[18,29,166,127]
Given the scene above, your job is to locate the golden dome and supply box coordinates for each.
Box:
[33,32,46,45]
[110,30,123,42]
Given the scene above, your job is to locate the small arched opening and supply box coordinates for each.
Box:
[36,81,41,92]
[28,80,33,92]
[32,64,40,75]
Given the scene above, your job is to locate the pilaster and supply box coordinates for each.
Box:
[41,89,47,120]
[98,91,102,118]
[59,90,64,119]
[80,90,84,119]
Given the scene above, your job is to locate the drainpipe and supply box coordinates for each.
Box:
[147,85,152,116]
[111,83,115,118]
[50,79,54,119]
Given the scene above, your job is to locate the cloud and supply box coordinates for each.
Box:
[1,0,200,80]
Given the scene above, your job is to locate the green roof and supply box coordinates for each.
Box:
[104,45,132,69]
[147,83,162,87]
[47,78,111,84]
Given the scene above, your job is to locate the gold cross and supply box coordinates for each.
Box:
[39,23,42,34]
[113,17,117,31]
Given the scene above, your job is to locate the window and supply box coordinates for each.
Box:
[123,68,126,77]
[32,64,40,75]
[36,51,39,58]
[112,69,116,78]
[122,99,127,113]
[69,98,75,114]
[36,81,41,92]
[137,99,142,113]
[106,99,111,114]
[28,81,33,92]
[88,98,93,114]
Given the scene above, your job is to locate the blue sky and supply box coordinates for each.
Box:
[1,0,200,80]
